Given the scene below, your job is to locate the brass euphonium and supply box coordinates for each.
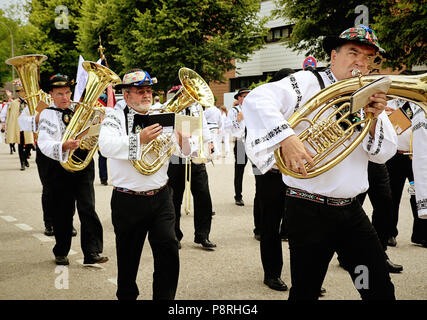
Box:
[274,72,427,179]
[6,54,51,115]
[132,67,214,175]
[61,61,121,172]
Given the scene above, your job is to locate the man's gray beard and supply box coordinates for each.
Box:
[130,103,151,113]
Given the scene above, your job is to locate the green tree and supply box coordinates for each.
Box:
[77,0,268,93]
[0,10,34,87]
[273,0,426,70]
[26,0,83,89]
[374,0,426,69]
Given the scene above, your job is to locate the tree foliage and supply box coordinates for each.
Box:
[77,0,268,92]
[374,0,426,69]
[0,8,34,87]
[25,0,83,89]
[273,0,426,70]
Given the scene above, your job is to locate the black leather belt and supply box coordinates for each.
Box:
[286,187,355,207]
[114,184,167,196]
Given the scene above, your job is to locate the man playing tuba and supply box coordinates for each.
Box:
[243,25,397,300]
[98,69,191,300]
[37,74,108,266]
[2,80,35,171]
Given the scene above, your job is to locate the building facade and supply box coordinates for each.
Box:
[210,0,324,108]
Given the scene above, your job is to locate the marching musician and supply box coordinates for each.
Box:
[243,26,397,300]
[203,104,222,159]
[37,74,107,266]
[248,69,295,293]
[385,97,427,248]
[98,69,191,300]
[406,100,427,245]
[2,81,34,171]
[385,98,414,247]
[224,88,250,206]
[167,87,217,250]
[17,85,78,238]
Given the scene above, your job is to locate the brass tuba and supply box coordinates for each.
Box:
[131,67,214,175]
[6,54,51,115]
[274,72,427,179]
[61,61,121,172]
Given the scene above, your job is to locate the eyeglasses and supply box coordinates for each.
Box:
[128,88,152,95]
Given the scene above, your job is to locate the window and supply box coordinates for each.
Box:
[265,25,293,43]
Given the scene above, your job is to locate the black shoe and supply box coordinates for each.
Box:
[20,163,25,171]
[71,226,77,237]
[83,253,109,264]
[235,199,244,206]
[319,287,327,297]
[387,236,397,247]
[44,226,54,236]
[264,278,288,291]
[254,234,261,241]
[55,256,69,265]
[24,160,29,168]
[195,239,217,250]
[387,259,403,273]
[177,241,182,249]
[101,180,108,185]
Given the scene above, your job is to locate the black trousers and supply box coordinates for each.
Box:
[49,160,103,258]
[35,146,60,228]
[18,131,32,165]
[234,139,248,201]
[168,156,213,242]
[285,195,395,300]
[357,162,393,251]
[252,164,261,235]
[111,187,179,300]
[98,150,108,183]
[386,153,427,241]
[255,170,287,279]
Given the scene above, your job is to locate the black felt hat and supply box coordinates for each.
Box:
[49,74,74,90]
[233,88,251,100]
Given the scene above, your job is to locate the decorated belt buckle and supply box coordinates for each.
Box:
[146,190,155,196]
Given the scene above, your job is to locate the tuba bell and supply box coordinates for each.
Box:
[274,72,427,179]
[61,61,121,172]
[131,67,214,175]
[6,54,51,115]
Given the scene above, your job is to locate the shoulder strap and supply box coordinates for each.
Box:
[306,67,325,89]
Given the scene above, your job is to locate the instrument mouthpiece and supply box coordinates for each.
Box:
[351,69,361,77]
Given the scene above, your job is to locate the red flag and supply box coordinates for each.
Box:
[106,85,116,107]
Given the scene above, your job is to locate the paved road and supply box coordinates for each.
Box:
[0,141,426,301]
